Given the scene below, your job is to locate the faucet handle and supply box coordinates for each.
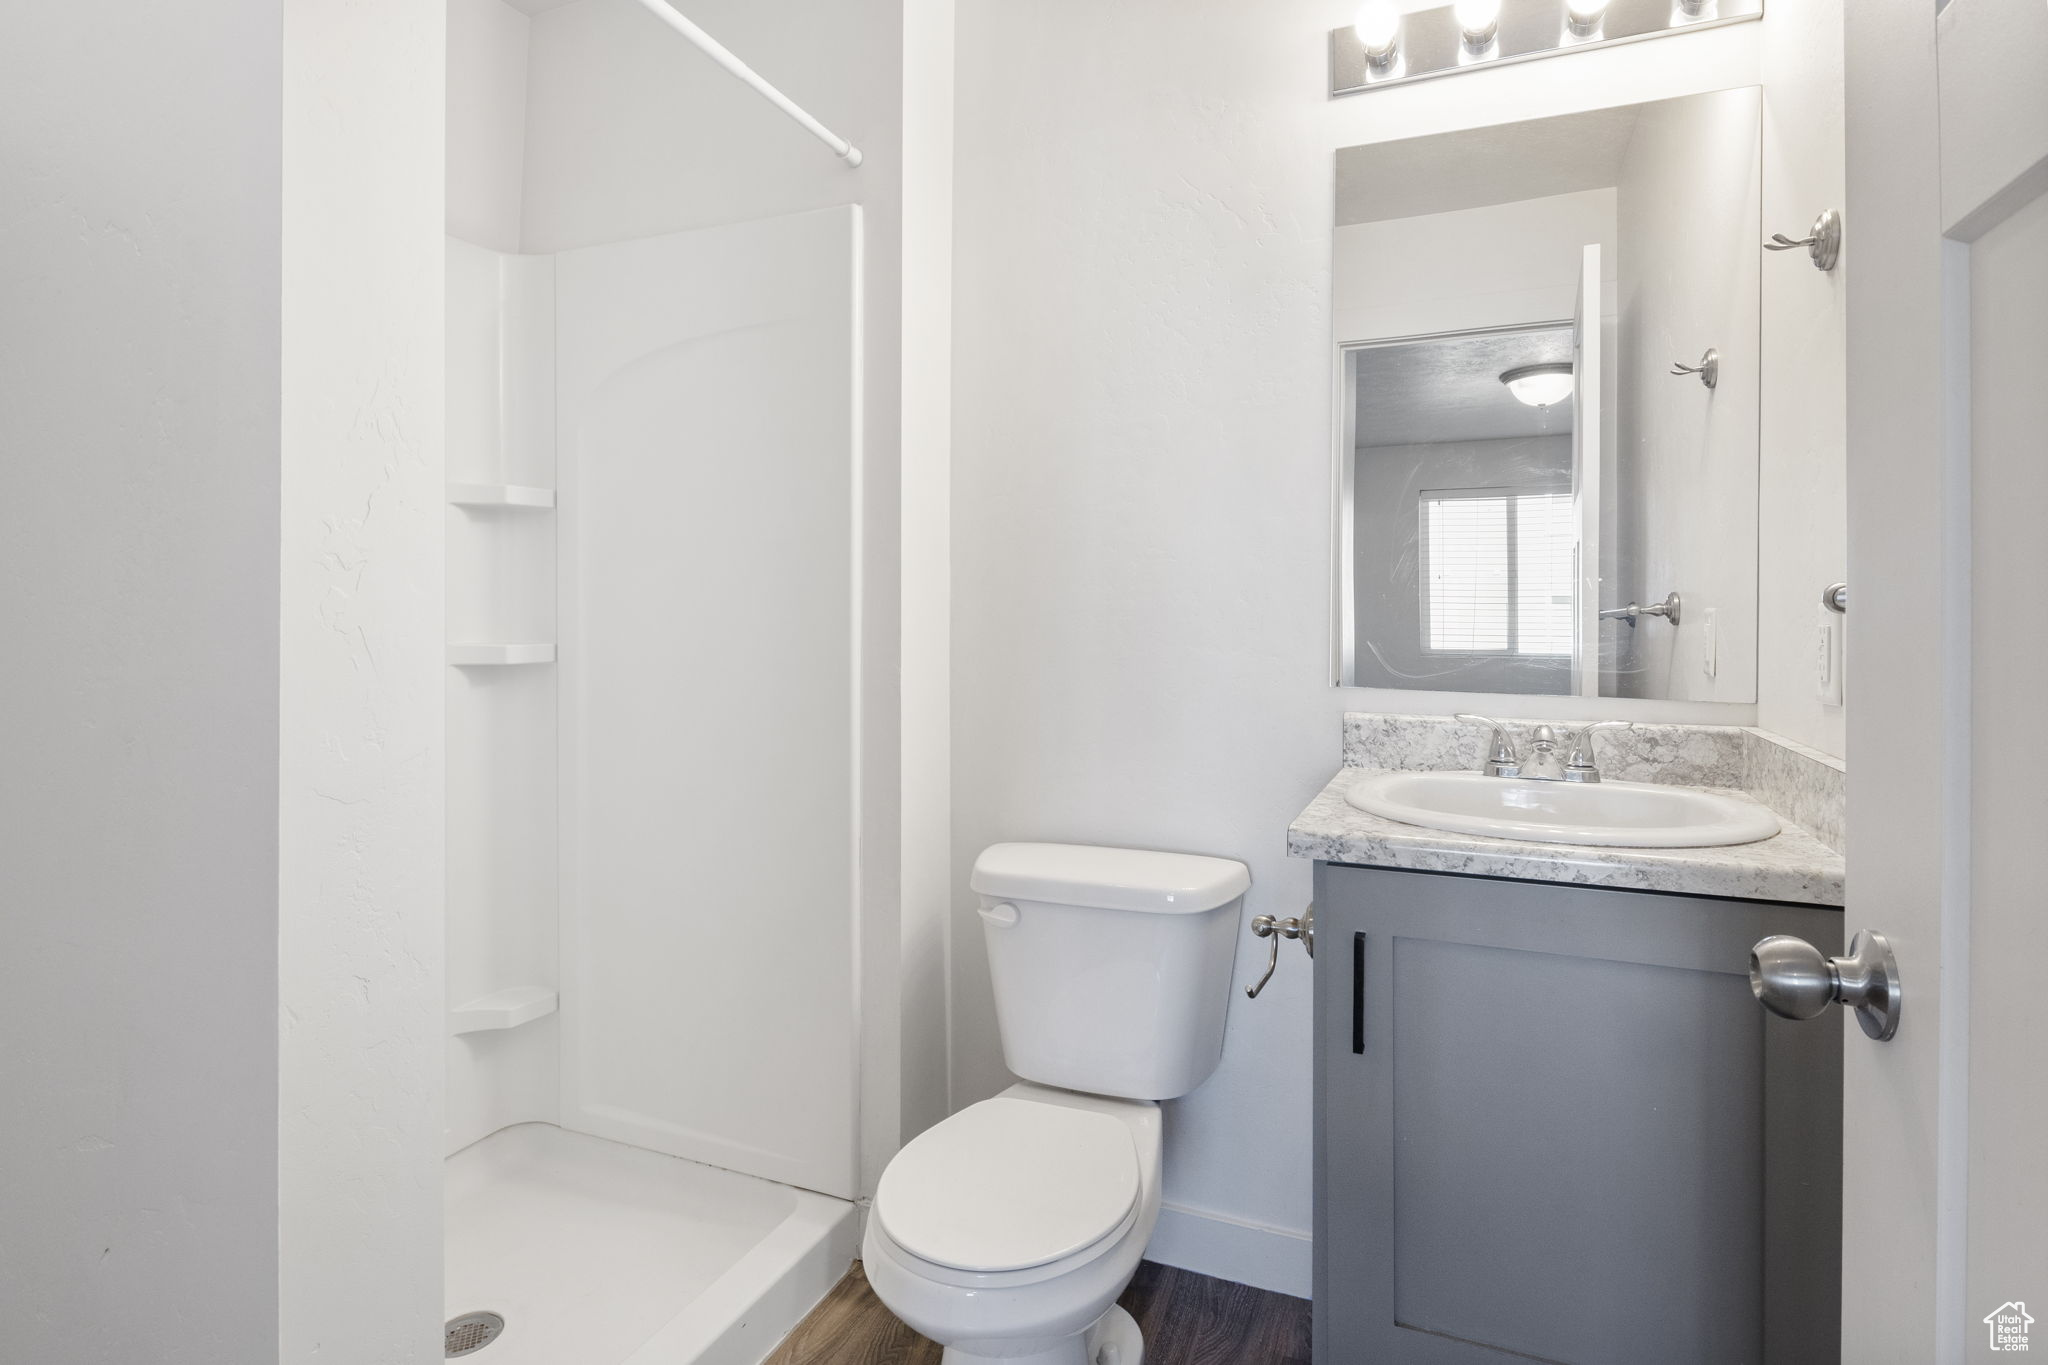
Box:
[1562,720,1631,781]
[1455,714,1521,777]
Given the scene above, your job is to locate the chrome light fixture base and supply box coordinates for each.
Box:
[1332,0,1763,94]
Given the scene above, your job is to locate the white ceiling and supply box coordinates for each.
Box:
[501,0,584,14]
[1353,326,1575,448]
[1334,104,1643,226]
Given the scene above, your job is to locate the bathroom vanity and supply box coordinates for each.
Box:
[1291,717,1846,1365]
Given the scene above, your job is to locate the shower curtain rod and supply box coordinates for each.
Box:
[628,0,864,167]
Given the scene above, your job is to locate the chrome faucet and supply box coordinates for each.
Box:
[1521,724,1568,781]
[1456,716,1632,783]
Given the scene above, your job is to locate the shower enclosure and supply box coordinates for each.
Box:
[435,0,921,1351]
[441,1,875,1351]
[444,203,864,1365]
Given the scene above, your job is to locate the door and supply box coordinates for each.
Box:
[1844,1,2048,1358]
[1571,244,1602,697]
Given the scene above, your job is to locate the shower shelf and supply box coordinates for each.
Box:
[448,482,555,509]
[448,643,556,666]
[449,986,559,1036]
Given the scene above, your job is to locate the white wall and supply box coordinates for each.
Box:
[279,3,446,1359]
[0,6,283,1360]
[1333,189,1617,345]
[953,0,1353,1293]
[1757,0,1846,758]
[448,0,531,253]
[1611,89,1763,703]
[950,0,1850,1295]
[900,0,959,1148]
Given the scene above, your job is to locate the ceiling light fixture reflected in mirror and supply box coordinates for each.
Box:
[1354,0,1402,65]
[1500,362,1575,408]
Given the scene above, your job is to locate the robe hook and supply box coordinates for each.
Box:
[1765,208,1842,271]
[1669,348,1719,390]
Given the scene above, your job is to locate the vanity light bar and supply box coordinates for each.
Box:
[1332,0,1763,95]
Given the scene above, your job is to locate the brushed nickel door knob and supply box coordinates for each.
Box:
[1750,929,1902,1041]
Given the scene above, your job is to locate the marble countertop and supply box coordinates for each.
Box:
[1288,767,1846,907]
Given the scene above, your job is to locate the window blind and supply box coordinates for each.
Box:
[1421,489,1573,657]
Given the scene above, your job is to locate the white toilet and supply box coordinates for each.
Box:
[863,842,1251,1365]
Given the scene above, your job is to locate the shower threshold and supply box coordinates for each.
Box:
[445,1123,856,1365]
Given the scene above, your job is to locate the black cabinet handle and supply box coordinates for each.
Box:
[1352,932,1366,1055]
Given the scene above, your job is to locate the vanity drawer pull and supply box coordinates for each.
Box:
[1352,932,1367,1055]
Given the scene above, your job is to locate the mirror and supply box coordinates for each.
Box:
[1332,89,1762,701]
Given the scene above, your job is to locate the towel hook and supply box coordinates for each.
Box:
[1669,349,1719,390]
[1765,209,1842,271]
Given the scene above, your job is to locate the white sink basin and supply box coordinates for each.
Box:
[1344,770,1781,849]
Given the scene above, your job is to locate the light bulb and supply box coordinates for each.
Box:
[1455,0,1501,48]
[1354,1,1401,62]
[1500,364,1575,408]
[1566,0,1610,32]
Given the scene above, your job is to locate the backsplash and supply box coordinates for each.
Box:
[1740,728,1845,853]
[1340,714,1844,851]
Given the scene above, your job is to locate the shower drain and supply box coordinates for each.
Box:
[445,1311,505,1357]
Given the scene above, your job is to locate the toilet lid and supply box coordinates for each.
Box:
[875,1097,1141,1274]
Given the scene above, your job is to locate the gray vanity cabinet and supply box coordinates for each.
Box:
[1312,864,1842,1365]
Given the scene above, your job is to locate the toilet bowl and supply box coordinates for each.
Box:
[863,843,1250,1365]
[862,1084,1162,1365]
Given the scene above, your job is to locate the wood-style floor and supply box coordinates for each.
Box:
[763,1260,1312,1365]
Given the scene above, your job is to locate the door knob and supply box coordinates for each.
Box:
[1749,929,1902,1041]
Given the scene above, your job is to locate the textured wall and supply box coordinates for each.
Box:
[279,2,447,1359]
[0,6,283,1360]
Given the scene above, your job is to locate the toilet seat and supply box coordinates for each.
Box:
[875,1096,1140,1274]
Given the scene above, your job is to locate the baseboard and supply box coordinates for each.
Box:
[1146,1201,1312,1300]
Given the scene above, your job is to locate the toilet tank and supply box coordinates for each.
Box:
[971,842,1251,1101]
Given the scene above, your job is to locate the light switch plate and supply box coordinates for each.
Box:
[1818,607,1845,707]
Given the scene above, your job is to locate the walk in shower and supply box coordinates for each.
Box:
[443,2,869,1359]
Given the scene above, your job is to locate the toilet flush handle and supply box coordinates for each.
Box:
[977,902,1020,928]
[1246,904,1314,998]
